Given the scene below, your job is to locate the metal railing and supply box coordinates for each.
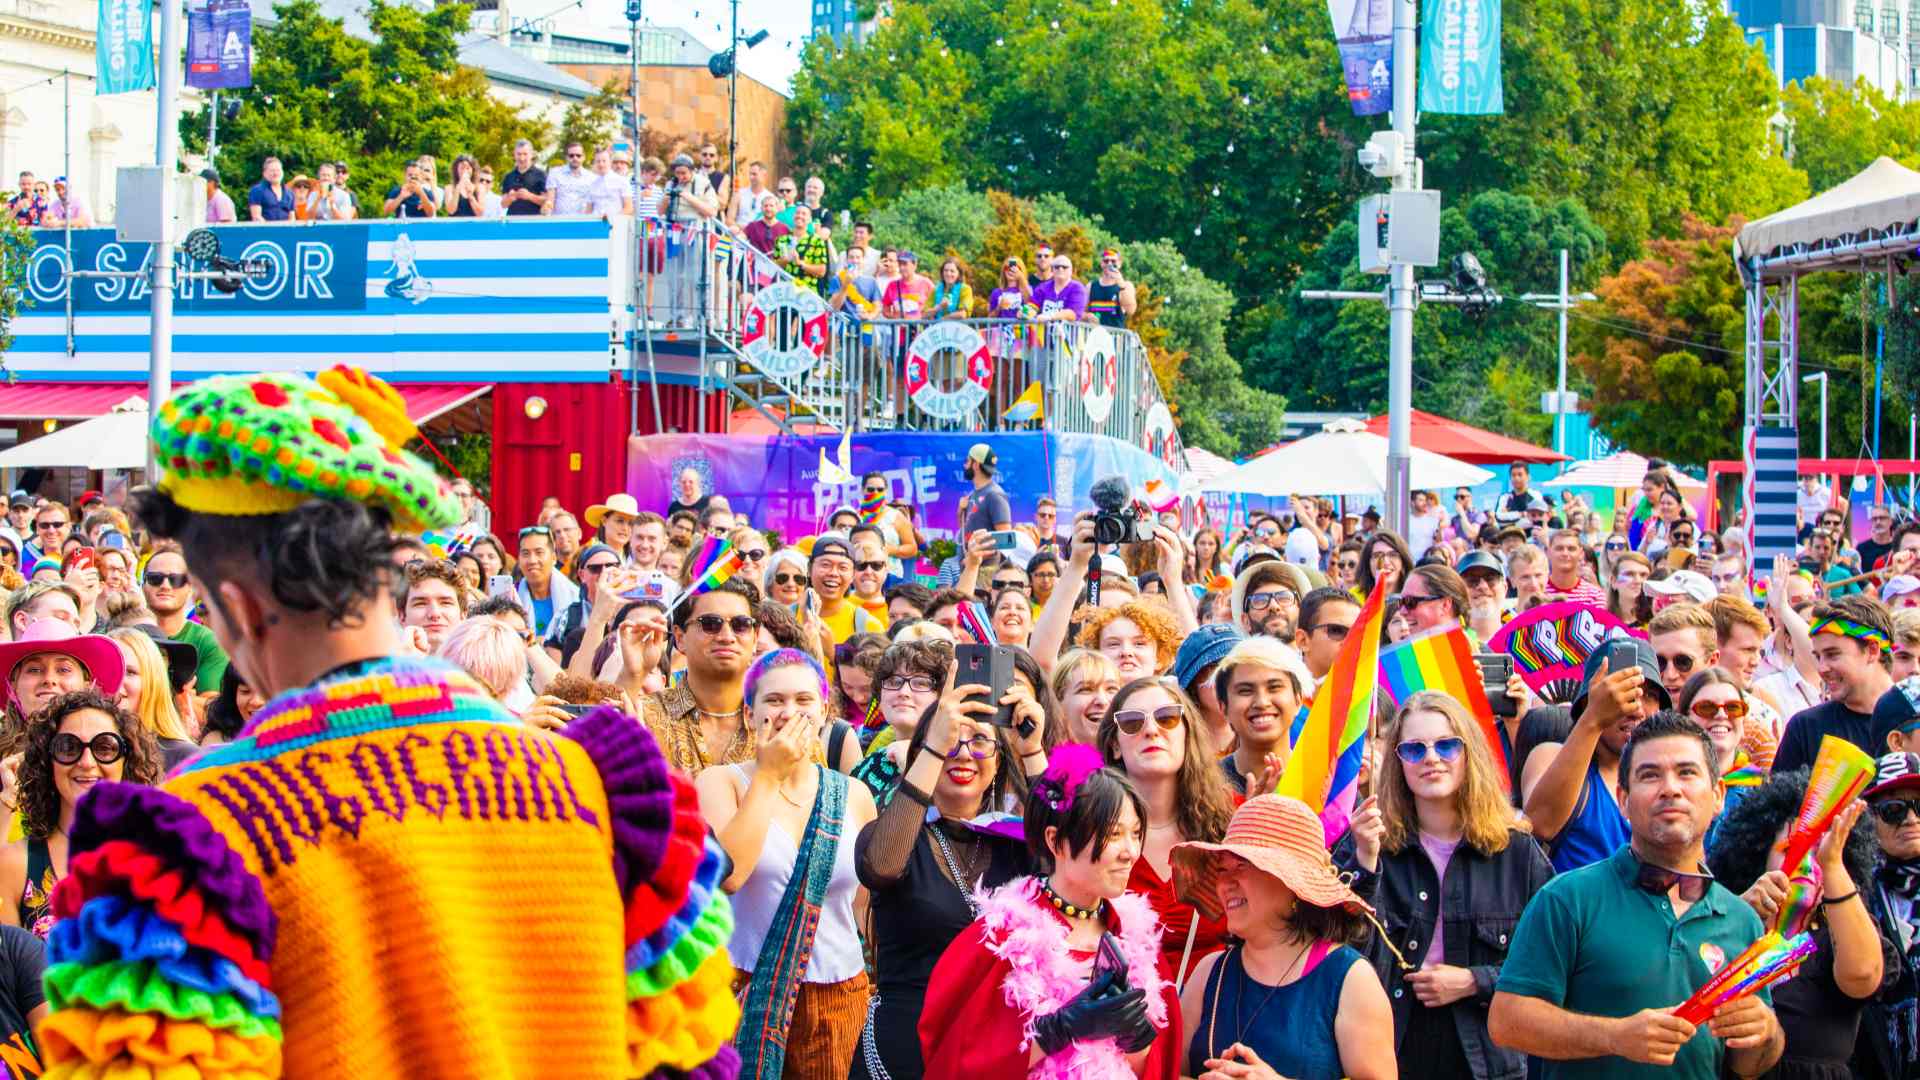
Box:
[629,218,1185,463]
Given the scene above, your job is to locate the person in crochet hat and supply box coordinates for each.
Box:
[40,366,740,1079]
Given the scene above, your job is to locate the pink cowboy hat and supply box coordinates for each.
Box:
[0,619,124,714]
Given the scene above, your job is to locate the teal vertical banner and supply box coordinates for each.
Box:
[1418,0,1503,114]
[97,0,157,94]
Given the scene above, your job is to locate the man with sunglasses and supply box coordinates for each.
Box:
[1456,551,1508,643]
[1646,603,1721,703]
[22,504,68,567]
[1775,595,1897,772]
[1494,711,1784,1078]
[1293,586,1360,682]
[1029,254,1087,323]
[141,548,229,694]
[640,579,761,775]
[1450,487,1486,546]
[1859,750,1920,1080]
[511,525,577,639]
[1215,637,1313,796]
[848,529,895,627]
[810,537,883,645]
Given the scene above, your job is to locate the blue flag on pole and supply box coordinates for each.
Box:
[96,0,156,94]
[1418,0,1504,114]
[1326,0,1392,116]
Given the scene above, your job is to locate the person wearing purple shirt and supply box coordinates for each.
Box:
[1029,255,1087,321]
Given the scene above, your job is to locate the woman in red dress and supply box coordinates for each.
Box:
[1096,675,1238,984]
[919,745,1182,1079]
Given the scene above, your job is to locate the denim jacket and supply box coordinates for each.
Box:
[1334,828,1554,1080]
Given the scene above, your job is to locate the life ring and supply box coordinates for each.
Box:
[905,321,993,420]
[1143,401,1179,470]
[1077,326,1119,424]
[741,282,831,378]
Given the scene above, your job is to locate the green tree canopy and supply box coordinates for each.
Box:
[179,0,546,195]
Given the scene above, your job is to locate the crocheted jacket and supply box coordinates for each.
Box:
[36,653,740,1079]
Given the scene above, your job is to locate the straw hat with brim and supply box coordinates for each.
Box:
[584,493,642,528]
[1171,794,1371,921]
[0,620,124,710]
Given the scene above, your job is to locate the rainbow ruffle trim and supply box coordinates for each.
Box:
[41,785,282,1077]
[563,707,740,1080]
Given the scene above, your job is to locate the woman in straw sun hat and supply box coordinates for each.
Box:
[1172,794,1396,1080]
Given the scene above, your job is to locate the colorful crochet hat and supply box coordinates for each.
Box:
[151,366,459,533]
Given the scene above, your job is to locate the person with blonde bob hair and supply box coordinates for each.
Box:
[105,627,198,769]
[1097,675,1239,982]
[1051,647,1121,745]
[1337,689,1552,1080]
[435,616,528,703]
[1075,599,1183,681]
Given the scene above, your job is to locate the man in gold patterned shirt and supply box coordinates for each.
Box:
[638,578,761,774]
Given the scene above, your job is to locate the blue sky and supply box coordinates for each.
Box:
[571,0,812,93]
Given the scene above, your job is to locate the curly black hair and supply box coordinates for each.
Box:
[1708,767,1880,899]
[19,690,162,839]
[129,485,398,630]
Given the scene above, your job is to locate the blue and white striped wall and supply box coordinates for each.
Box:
[13,218,628,383]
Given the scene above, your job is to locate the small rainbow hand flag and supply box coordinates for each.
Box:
[1724,751,1767,787]
[860,490,886,525]
[1278,578,1388,845]
[1377,624,1507,794]
[660,535,742,607]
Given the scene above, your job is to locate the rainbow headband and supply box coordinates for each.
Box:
[1811,616,1889,653]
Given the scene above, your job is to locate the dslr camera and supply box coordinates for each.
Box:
[1090,475,1153,546]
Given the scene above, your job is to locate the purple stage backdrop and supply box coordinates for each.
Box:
[625,430,1179,541]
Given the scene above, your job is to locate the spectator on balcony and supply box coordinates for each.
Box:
[585,147,630,217]
[729,160,772,228]
[383,159,440,219]
[883,250,935,321]
[247,156,294,222]
[199,168,235,224]
[699,143,729,205]
[773,175,799,218]
[790,175,832,236]
[989,257,1033,320]
[1085,248,1137,329]
[474,164,502,217]
[780,204,831,294]
[744,192,789,255]
[663,153,718,322]
[333,160,358,214]
[1029,243,1053,288]
[416,155,445,206]
[633,157,665,219]
[8,171,45,225]
[1031,254,1088,323]
[549,142,595,215]
[500,138,549,216]
[929,257,974,319]
[445,154,486,218]
[306,162,355,220]
[288,174,315,220]
[830,249,882,320]
[43,177,90,227]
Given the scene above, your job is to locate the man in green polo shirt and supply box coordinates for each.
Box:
[143,548,231,693]
[1490,711,1784,1078]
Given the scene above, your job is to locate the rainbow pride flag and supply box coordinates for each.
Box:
[860,490,886,525]
[653,535,742,607]
[1277,579,1387,845]
[1377,624,1507,794]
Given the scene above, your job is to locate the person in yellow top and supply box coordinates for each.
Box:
[811,536,885,644]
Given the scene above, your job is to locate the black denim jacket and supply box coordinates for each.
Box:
[1334,828,1554,1080]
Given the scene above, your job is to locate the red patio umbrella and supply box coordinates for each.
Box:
[1360,410,1568,465]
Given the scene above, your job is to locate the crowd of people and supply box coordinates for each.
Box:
[11,368,1920,1078]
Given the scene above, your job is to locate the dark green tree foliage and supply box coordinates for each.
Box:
[179,0,545,194]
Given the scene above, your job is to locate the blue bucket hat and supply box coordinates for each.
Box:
[1172,623,1246,695]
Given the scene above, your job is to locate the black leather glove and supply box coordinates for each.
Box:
[1031,969,1152,1057]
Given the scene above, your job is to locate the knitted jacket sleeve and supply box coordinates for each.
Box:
[560,705,741,1080]
[38,782,284,1077]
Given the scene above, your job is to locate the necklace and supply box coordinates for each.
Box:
[690,701,747,769]
[1040,877,1100,921]
[931,823,983,918]
[776,781,810,809]
[1208,940,1311,1063]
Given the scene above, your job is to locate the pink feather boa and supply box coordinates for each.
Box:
[970,876,1172,1079]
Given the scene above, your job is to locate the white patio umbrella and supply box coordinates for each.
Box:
[1204,417,1493,496]
[1538,450,1705,491]
[0,397,149,471]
